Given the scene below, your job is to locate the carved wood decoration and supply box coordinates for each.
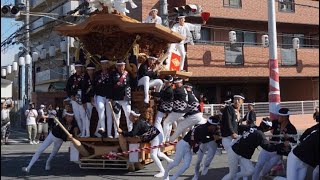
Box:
[55,12,183,60]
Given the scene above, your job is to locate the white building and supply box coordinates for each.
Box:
[14,0,81,93]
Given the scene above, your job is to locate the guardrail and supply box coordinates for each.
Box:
[204,100,319,118]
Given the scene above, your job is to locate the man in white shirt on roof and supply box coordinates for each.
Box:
[143,9,162,24]
[158,15,193,71]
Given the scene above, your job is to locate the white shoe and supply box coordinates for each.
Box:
[154,172,164,178]
[29,141,34,145]
[94,132,102,138]
[22,167,29,173]
[45,164,51,171]
[114,134,119,139]
[163,176,169,180]
[192,175,198,180]
[107,135,113,138]
[33,141,39,144]
[167,158,174,163]
[201,166,209,175]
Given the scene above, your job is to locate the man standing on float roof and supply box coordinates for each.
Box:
[158,15,193,71]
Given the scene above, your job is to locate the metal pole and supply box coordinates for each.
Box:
[26,0,32,102]
[160,0,169,27]
[66,37,70,77]
[268,0,281,120]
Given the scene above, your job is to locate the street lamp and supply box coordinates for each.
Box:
[12,62,18,71]
[19,56,25,66]
[32,51,39,61]
[25,54,32,65]
[1,69,6,77]
[6,65,12,74]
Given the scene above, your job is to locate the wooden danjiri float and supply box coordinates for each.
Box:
[55,5,192,171]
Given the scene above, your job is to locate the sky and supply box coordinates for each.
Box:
[1,0,23,67]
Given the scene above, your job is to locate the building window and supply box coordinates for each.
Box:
[224,44,244,65]
[279,0,295,12]
[199,28,211,42]
[236,31,257,45]
[282,33,304,48]
[223,0,242,8]
[281,48,297,66]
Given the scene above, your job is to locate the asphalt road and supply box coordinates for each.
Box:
[1,128,313,180]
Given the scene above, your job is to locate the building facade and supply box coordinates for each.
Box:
[129,0,319,103]
[13,0,82,107]
[12,0,319,106]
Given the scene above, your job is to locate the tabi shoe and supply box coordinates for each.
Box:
[45,163,51,171]
[201,166,209,175]
[192,175,198,180]
[154,171,165,178]
[22,167,29,173]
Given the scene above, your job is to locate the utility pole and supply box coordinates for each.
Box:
[268,0,281,120]
[160,0,169,27]
[66,37,70,78]
[26,0,32,103]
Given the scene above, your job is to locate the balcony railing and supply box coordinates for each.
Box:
[203,100,319,118]
[35,67,67,85]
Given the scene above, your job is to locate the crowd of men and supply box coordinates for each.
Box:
[14,8,320,180]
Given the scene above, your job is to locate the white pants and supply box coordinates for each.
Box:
[170,113,204,142]
[71,100,90,137]
[163,112,185,142]
[222,148,254,180]
[95,96,113,136]
[164,140,192,180]
[86,102,94,121]
[138,76,163,103]
[194,141,218,178]
[114,100,132,137]
[26,132,63,171]
[313,165,319,180]
[286,151,309,180]
[222,136,248,180]
[252,149,281,179]
[150,111,172,175]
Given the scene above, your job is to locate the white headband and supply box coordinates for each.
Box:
[262,120,272,127]
[208,118,220,125]
[233,95,245,100]
[86,67,95,70]
[74,64,83,67]
[278,111,291,116]
[100,60,109,63]
[174,79,183,83]
[65,112,74,116]
[130,111,141,117]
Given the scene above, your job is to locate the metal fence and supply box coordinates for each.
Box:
[204,100,319,118]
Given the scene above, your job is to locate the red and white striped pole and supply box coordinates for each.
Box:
[268,0,281,120]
